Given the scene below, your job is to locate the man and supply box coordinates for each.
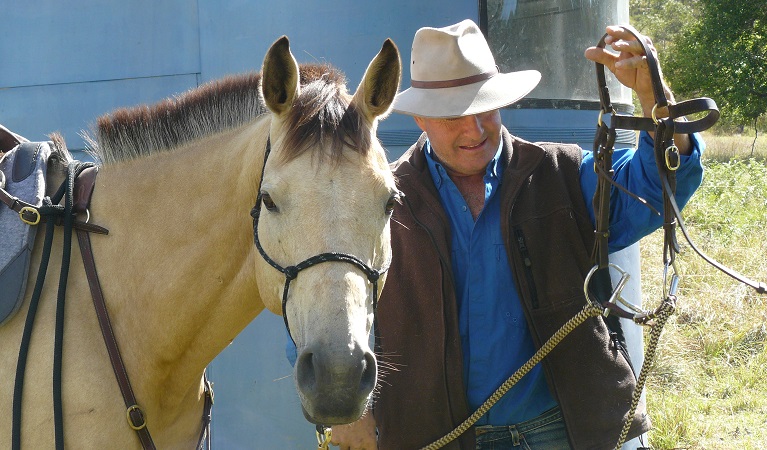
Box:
[331,19,704,449]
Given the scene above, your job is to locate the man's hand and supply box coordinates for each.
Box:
[584,25,692,154]
[329,411,377,450]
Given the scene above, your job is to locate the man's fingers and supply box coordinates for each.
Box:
[583,46,617,67]
[615,55,648,71]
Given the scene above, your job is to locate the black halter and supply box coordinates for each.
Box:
[588,24,765,321]
[250,137,390,344]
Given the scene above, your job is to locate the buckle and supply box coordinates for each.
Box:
[126,404,148,431]
[19,206,40,225]
[665,145,680,171]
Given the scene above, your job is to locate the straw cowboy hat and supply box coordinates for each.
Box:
[393,19,541,118]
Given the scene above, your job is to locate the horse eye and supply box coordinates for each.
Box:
[261,192,278,212]
[385,192,401,215]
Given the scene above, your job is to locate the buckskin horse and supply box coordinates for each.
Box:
[0,36,401,448]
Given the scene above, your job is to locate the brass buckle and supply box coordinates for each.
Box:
[665,145,680,171]
[19,206,40,225]
[126,404,148,431]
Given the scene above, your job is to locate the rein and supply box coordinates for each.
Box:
[4,159,213,449]
[250,137,390,345]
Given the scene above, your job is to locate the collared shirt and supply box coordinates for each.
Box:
[424,131,704,426]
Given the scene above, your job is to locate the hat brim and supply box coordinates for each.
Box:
[392,70,541,118]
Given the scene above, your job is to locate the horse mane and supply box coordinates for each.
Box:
[88,64,371,165]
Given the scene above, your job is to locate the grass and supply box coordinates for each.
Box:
[639,134,767,449]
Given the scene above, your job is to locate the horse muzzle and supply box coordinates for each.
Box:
[294,342,377,424]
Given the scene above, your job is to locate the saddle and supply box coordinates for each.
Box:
[0,125,99,326]
[0,127,51,325]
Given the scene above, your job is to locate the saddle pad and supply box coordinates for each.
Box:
[0,141,52,325]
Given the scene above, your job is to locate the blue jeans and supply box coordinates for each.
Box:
[475,407,570,450]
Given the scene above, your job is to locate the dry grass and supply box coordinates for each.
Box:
[639,134,767,449]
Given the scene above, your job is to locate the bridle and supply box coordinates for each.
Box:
[588,24,766,448]
[250,136,391,346]
[588,24,765,322]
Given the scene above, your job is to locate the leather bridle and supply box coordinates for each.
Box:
[587,24,766,448]
[588,24,765,325]
[250,137,390,345]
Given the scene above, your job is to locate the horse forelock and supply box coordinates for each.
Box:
[279,64,372,165]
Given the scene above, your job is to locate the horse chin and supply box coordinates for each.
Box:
[299,394,370,425]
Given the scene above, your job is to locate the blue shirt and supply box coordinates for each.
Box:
[423,131,704,426]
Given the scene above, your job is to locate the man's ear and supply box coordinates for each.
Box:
[413,116,427,132]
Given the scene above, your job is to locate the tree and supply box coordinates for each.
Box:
[661,0,767,151]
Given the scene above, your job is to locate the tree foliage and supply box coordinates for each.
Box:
[631,0,767,131]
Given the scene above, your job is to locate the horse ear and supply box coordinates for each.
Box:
[261,36,300,117]
[351,39,401,121]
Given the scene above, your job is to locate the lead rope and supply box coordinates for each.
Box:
[419,303,604,450]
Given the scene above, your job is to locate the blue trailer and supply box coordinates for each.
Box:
[2,1,646,448]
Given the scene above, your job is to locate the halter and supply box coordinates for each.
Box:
[250,137,390,345]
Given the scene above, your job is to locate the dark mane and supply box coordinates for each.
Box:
[89,64,370,165]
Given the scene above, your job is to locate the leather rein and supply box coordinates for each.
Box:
[3,160,213,450]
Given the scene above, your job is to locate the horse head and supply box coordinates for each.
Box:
[254,36,401,424]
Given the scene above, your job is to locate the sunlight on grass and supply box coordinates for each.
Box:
[639,136,767,449]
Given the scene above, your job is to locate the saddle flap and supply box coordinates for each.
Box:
[0,140,52,325]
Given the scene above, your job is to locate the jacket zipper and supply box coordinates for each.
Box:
[514,228,539,309]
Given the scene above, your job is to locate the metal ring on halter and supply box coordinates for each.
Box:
[316,425,332,449]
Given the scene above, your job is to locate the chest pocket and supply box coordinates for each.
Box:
[513,207,592,310]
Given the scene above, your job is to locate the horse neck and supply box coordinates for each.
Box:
[88,119,268,416]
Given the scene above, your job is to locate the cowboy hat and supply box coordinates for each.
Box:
[392,19,541,118]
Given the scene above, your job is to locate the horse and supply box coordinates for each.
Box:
[0,36,401,449]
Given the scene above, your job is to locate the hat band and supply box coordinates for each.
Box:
[410,68,498,89]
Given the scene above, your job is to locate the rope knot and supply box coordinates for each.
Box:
[284,266,299,280]
[367,270,380,283]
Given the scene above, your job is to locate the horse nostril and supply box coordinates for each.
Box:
[296,351,316,391]
[359,350,377,394]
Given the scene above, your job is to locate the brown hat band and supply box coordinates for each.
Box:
[410,68,499,89]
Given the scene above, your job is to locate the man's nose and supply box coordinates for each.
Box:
[457,114,484,137]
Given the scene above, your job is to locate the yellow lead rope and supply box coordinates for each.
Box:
[420,303,605,450]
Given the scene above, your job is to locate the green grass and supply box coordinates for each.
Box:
[639,134,767,449]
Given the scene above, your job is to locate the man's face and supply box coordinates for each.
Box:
[414,110,502,177]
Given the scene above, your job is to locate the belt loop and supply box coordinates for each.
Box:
[509,425,521,446]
